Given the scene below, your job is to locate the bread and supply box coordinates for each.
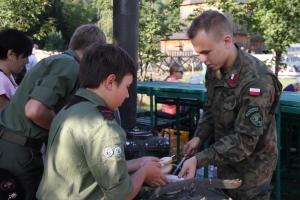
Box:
[160,156,173,174]
[160,157,173,165]
[165,174,184,183]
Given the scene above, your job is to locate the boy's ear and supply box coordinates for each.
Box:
[104,74,116,90]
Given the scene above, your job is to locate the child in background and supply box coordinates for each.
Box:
[0,29,33,110]
[162,62,184,115]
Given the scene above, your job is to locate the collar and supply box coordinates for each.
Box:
[223,45,244,88]
[75,88,108,108]
[63,49,80,64]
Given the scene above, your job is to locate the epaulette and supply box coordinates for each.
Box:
[97,106,114,120]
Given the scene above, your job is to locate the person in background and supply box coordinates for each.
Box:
[0,28,33,110]
[25,44,38,72]
[37,43,167,200]
[283,77,300,92]
[161,62,184,115]
[0,24,106,200]
[179,10,282,200]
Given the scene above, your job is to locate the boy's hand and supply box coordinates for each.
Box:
[143,162,167,187]
[139,156,160,168]
[183,137,201,156]
[178,156,197,179]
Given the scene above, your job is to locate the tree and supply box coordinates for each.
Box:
[139,0,183,80]
[0,0,54,42]
[206,0,300,76]
[95,0,113,42]
[96,0,183,80]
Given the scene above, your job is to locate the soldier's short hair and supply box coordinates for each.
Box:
[0,28,33,59]
[79,43,136,88]
[68,24,106,50]
[187,10,233,40]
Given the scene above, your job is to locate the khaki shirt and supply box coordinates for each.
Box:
[0,50,80,140]
[194,48,282,188]
[37,88,132,200]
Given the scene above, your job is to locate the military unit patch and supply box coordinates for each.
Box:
[227,72,238,87]
[245,106,263,127]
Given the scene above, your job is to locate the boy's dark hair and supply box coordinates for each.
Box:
[187,10,233,40]
[79,43,136,88]
[0,29,33,59]
[69,24,106,50]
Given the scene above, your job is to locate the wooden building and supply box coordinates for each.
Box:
[160,0,265,57]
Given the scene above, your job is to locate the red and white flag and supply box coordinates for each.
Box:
[248,88,261,96]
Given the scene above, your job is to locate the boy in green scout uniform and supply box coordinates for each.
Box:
[37,43,167,200]
[180,10,282,200]
[0,24,106,200]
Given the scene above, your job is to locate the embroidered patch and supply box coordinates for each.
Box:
[114,146,122,157]
[248,88,261,96]
[102,147,114,158]
[227,72,238,87]
[245,107,263,127]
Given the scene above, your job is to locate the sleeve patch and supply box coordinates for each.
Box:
[245,107,263,127]
[248,87,261,96]
[102,146,123,158]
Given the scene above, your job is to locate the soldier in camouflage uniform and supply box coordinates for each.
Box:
[179,10,282,200]
[37,44,167,200]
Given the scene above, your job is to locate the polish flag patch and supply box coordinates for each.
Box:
[248,88,261,96]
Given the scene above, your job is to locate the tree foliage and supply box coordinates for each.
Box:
[207,0,300,76]
[0,0,98,49]
[139,0,183,80]
[95,0,113,42]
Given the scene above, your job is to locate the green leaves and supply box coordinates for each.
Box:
[210,0,300,75]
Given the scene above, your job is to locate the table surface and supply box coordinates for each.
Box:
[138,81,300,108]
[280,91,300,107]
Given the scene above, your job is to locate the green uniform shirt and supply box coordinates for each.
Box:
[36,88,133,200]
[0,50,80,140]
[194,47,282,189]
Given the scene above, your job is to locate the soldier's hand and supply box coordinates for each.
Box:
[143,162,167,187]
[183,137,201,156]
[178,156,197,179]
[139,156,160,168]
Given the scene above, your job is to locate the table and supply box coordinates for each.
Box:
[137,81,206,155]
[276,92,300,200]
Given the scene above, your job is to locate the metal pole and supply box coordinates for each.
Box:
[113,0,139,130]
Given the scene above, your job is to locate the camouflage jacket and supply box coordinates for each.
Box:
[194,48,282,188]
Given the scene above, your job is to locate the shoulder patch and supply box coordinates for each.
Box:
[248,87,261,96]
[245,106,263,127]
[97,106,114,120]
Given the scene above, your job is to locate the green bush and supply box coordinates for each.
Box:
[44,30,66,51]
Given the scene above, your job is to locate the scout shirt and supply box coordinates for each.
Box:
[0,50,80,141]
[194,47,282,189]
[36,88,133,200]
